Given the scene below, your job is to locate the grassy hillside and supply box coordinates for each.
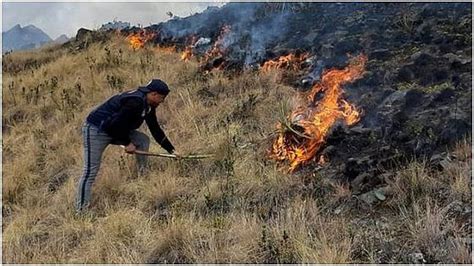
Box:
[2,35,471,263]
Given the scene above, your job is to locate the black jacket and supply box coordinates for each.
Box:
[87,89,175,153]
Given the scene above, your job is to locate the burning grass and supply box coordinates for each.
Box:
[126,29,157,50]
[180,35,197,62]
[270,54,367,171]
[181,46,193,61]
[2,36,471,263]
[261,52,310,73]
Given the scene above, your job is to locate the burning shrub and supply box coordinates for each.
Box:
[270,54,367,172]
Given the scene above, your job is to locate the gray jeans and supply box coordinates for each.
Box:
[75,122,150,212]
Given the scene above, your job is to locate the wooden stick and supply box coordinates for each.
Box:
[135,150,214,159]
[120,146,213,159]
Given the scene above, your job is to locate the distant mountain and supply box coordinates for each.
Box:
[2,24,52,52]
[53,34,70,45]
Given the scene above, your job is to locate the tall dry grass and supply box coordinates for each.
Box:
[2,35,471,263]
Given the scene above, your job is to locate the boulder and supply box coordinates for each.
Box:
[396,64,415,83]
[75,28,93,41]
[404,89,425,110]
[439,119,470,145]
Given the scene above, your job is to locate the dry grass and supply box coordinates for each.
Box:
[2,36,471,263]
[445,137,472,202]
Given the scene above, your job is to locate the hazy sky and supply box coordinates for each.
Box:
[2,2,225,39]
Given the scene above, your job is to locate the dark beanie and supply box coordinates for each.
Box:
[139,79,170,96]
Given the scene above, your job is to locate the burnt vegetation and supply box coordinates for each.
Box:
[2,2,472,263]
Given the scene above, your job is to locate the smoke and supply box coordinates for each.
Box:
[244,11,293,65]
[157,3,296,66]
[158,3,258,39]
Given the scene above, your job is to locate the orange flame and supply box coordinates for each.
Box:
[180,35,197,61]
[181,46,193,61]
[261,52,309,73]
[201,25,232,70]
[126,30,156,50]
[270,54,367,172]
[181,46,193,62]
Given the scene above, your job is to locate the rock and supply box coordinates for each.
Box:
[438,39,457,54]
[439,159,451,170]
[154,202,172,220]
[359,191,378,205]
[75,28,93,41]
[407,51,452,86]
[321,145,336,157]
[439,119,470,145]
[411,52,436,67]
[351,173,371,194]
[379,90,406,109]
[374,189,386,201]
[358,187,390,206]
[408,252,426,263]
[396,64,415,82]
[307,59,325,81]
[451,58,472,71]
[451,75,462,88]
[415,20,434,43]
[369,48,391,60]
[442,53,471,65]
[446,200,464,214]
[404,89,425,109]
[430,152,452,170]
[463,205,472,216]
[431,69,449,83]
[194,37,211,47]
[349,126,373,135]
[378,172,393,183]
[446,200,471,220]
[321,43,334,58]
[299,77,315,90]
[431,88,455,105]
[429,153,446,162]
[353,70,381,87]
[344,158,360,180]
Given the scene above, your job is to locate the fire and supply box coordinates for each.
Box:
[201,25,232,70]
[261,52,310,73]
[126,30,156,50]
[270,54,367,172]
[181,46,193,61]
[181,35,197,61]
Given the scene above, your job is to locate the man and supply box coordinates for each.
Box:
[76,79,179,212]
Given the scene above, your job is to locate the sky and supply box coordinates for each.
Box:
[2,2,225,39]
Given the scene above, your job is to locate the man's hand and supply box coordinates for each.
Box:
[124,143,136,154]
[172,151,182,160]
